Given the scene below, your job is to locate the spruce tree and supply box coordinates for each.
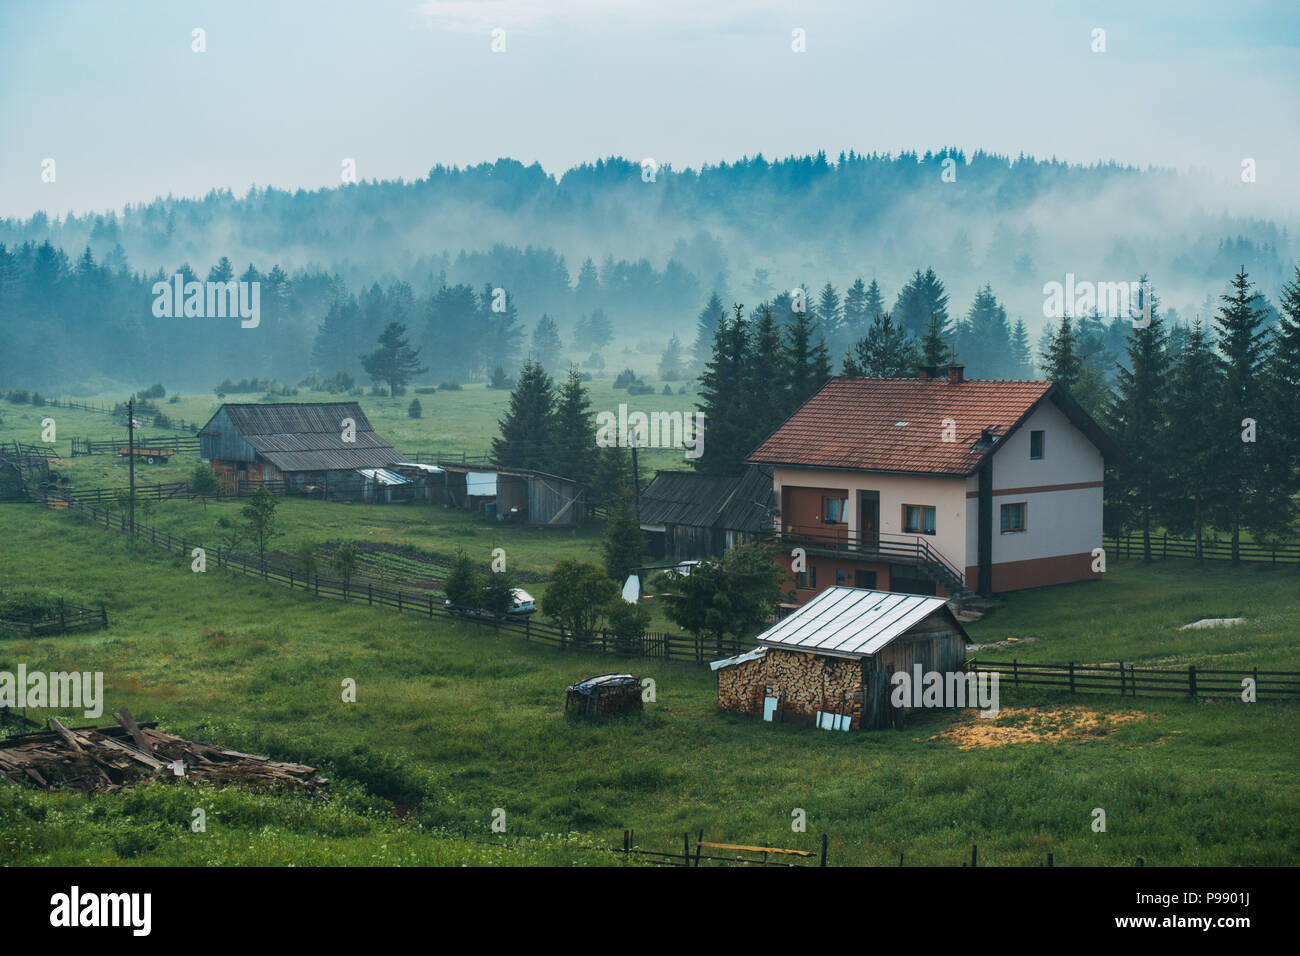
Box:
[1211,268,1275,558]
[360,321,426,396]
[850,312,919,377]
[785,309,831,410]
[1009,319,1033,377]
[1103,286,1171,561]
[920,311,953,367]
[692,291,726,370]
[694,304,751,474]
[1039,314,1082,391]
[602,485,645,582]
[492,359,554,471]
[548,366,597,481]
[1163,320,1222,561]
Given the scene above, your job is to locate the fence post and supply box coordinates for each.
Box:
[1068,662,1075,694]
[397,592,402,613]
[315,575,319,597]
[58,599,66,633]
[368,584,372,606]
[1013,659,1019,688]
[821,834,828,867]
[524,617,529,641]
[100,603,108,628]
[1188,665,1197,699]
[289,569,294,589]
[1119,661,1126,697]
[428,594,434,618]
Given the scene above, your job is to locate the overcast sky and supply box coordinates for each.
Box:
[2,0,1298,219]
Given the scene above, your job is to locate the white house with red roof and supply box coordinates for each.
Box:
[747,364,1118,603]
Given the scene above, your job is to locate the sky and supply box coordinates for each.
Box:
[1,0,1298,219]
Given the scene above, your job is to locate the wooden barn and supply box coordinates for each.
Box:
[639,464,774,561]
[711,587,971,731]
[439,464,586,525]
[198,402,400,495]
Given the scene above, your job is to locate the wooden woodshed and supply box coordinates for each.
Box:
[564,674,643,717]
[711,587,971,731]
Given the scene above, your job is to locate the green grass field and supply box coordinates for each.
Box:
[1,501,1297,866]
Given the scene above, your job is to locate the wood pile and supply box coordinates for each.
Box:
[716,648,863,727]
[565,674,643,717]
[0,707,326,797]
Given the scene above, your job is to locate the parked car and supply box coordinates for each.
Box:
[444,587,537,620]
[507,588,537,616]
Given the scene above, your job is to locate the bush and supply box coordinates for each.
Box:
[605,600,651,654]
[152,412,172,429]
[488,367,513,390]
[414,386,438,395]
[30,392,45,406]
[5,390,29,404]
[0,589,56,624]
[439,380,462,391]
[627,383,654,396]
[139,383,166,399]
[662,384,674,395]
[168,395,180,403]
[613,368,639,389]
[320,371,355,393]
[408,398,422,419]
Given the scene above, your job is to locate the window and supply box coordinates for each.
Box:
[821,496,848,524]
[1030,430,1045,460]
[797,565,818,589]
[1001,502,1027,533]
[902,504,937,535]
[835,568,846,586]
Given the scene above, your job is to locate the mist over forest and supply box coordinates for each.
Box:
[1,149,1294,392]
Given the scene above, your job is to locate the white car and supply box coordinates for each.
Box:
[507,588,537,616]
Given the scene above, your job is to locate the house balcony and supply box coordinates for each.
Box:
[764,524,971,598]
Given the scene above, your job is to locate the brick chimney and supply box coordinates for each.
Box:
[918,365,939,380]
[947,364,965,383]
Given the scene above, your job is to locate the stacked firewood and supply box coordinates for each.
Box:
[0,707,326,797]
[717,649,863,723]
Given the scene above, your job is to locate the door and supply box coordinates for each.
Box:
[763,697,779,722]
[858,491,879,550]
[854,569,878,589]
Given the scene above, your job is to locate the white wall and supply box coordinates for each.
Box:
[773,466,968,571]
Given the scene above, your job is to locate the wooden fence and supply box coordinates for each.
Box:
[0,600,109,637]
[70,435,201,456]
[617,830,827,867]
[56,496,743,663]
[1111,531,1300,564]
[968,658,1300,700]
[41,398,201,432]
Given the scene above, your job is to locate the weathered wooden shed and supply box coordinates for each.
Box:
[440,465,587,525]
[198,402,400,495]
[711,587,971,731]
[638,464,774,561]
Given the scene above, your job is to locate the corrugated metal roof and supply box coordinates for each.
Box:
[204,403,400,472]
[754,587,964,659]
[709,648,767,671]
[357,468,411,485]
[639,464,774,533]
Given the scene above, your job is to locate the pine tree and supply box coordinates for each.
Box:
[658,333,685,380]
[548,366,597,481]
[1211,268,1275,558]
[360,321,426,396]
[1103,286,1171,561]
[817,282,842,354]
[842,277,869,352]
[694,304,751,474]
[1039,314,1082,391]
[863,279,885,323]
[850,312,919,377]
[602,485,644,581]
[920,311,953,367]
[1266,265,1300,538]
[692,292,726,371]
[530,314,563,373]
[892,268,948,337]
[785,309,831,410]
[1163,320,1222,561]
[492,359,554,471]
[747,306,789,444]
[1009,319,1032,377]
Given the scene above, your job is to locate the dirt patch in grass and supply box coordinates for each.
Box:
[929,706,1150,749]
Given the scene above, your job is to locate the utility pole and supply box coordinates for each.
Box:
[127,397,136,541]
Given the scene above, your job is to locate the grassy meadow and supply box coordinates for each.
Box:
[1,499,1297,866]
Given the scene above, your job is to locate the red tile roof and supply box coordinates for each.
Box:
[748,377,1074,476]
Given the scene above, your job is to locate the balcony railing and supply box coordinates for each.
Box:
[767,526,967,592]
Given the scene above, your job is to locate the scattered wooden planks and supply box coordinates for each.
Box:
[0,708,327,797]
